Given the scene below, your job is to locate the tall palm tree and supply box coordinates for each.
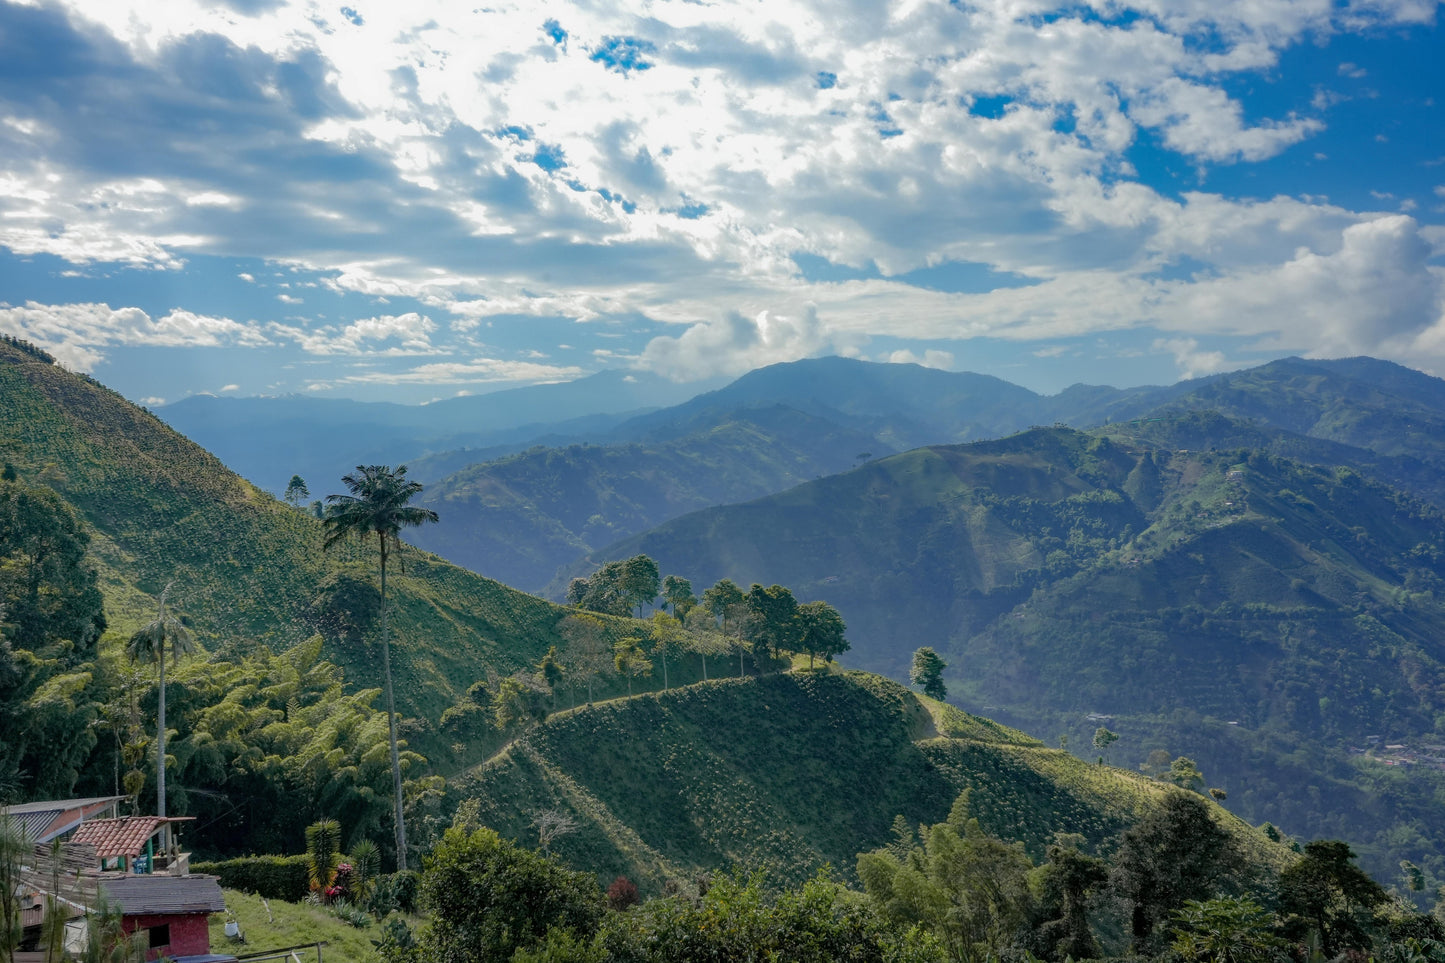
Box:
[127,581,194,852]
[323,465,438,871]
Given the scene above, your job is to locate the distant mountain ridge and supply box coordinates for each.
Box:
[156,369,725,493]
[156,354,1445,601]
[406,406,887,591]
[397,358,1183,589]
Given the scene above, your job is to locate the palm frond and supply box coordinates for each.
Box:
[127,582,195,666]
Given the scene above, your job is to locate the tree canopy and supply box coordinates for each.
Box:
[909,647,947,701]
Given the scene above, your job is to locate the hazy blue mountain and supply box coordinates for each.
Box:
[408,405,890,591]
[612,356,1101,447]
[155,369,722,493]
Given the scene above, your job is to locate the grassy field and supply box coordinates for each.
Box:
[208,889,416,963]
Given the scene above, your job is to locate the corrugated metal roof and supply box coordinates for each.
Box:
[99,875,226,916]
[1,796,128,815]
[1,796,128,844]
[8,810,56,841]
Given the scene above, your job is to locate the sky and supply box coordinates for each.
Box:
[0,0,1443,406]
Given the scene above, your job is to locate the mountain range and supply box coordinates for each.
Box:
[2,334,1287,887]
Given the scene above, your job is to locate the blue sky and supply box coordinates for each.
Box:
[0,0,1442,405]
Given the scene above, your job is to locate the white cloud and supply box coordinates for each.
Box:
[272,311,441,356]
[885,348,955,369]
[1152,215,1442,358]
[0,301,270,370]
[1128,79,1323,163]
[330,358,587,385]
[1153,337,1234,380]
[2,0,1440,388]
[639,306,836,380]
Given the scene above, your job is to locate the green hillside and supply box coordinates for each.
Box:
[580,422,1445,882]
[1111,357,1445,509]
[451,670,1286,894]
[0,337,568,724]
[408,406,885,591]
[1157,356,1445,462]
[562,428,1147,649]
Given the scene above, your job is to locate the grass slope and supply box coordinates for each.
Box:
[452,670,1281,894]
[0,339,568,724]
[211,889,392,963]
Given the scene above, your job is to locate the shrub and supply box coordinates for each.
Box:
[419,827,604,963]
[191,855,310,902]
[606,876,638,912]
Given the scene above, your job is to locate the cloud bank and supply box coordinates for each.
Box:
[0,0,1442,389]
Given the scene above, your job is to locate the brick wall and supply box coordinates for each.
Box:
[121,912,212,960]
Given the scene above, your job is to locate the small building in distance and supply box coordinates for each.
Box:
[101,873,228,961]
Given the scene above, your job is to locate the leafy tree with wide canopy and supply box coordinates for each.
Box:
[323,464,438,871]
[795,600,848,668]
[746,583,797,669]
[702,578,750,675]
[1278,840,1387,957]
[1110,792,1245,953]
[622,554,661,617]
[284,474,310,507]
[613,636,652,697]
[420,825,604,963]
[661,574,695,617]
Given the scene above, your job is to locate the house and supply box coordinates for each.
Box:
[100,874,228,961]
[5,815,228,963]
[0,796,129,845]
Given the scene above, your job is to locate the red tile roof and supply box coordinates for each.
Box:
[69,816,191,860]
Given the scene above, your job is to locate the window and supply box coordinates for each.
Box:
[148,924,170,949]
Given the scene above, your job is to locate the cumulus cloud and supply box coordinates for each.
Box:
[1153,337,1235,380]
[639,307,836,380]
[1153,215,1443,358]
[273,312,442,356]
[885,348,955,369]
[1,0,1441,389]
[0,301,270,369]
